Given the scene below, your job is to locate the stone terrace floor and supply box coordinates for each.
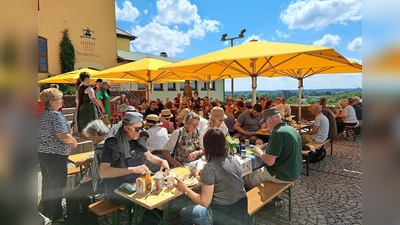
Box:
[51,135,362,225]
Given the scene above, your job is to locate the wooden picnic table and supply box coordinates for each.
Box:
[114,167,200,225]
[68,151,94,177]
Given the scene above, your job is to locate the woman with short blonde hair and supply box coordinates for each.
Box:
[38,88,77,221]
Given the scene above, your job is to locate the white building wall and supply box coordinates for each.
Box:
[119,80,225,101]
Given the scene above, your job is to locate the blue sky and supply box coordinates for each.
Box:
[115,0,362,91]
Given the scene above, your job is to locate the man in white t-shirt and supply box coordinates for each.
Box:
[143,114,169,172]
[301,104,329,144]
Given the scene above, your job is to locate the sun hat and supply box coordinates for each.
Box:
[123,112,143,124]
[210,106,227,120]
[260,107,280,123]
[178,108,191,119]
[126,106,136,112]
[159,109,173,118]
[144,114,163,126]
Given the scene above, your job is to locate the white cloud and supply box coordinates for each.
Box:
[144,9,148,14]
[154,0,199,25]
[130,22,191,56]
[128,0,220,56]
[115,1,140,22]
[347,37,362,52]
[347,58,362,64]
[275,30,291,38]
[280,0,362,30]
[313,34,341,47]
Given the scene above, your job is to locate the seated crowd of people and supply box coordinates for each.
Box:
[38,81,362,225]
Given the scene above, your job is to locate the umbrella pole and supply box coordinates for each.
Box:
[231,78,234,98]
[146,82,152,101]
[207,81,211,99]
[297,76,303,123]
[251,58,257,104]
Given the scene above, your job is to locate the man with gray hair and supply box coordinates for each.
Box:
[353,96,362,108]
[65,120,108,225]
[99,112,169,225]
[244,108,302,190]
[300,104,329,144]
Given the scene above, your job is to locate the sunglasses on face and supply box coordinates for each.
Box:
[128,125,143,132]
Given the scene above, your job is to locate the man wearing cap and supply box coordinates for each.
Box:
[234,103,266,144]
[99,112,169,225]
[243,108,302,190]
[94,78,102,94]
[143,114,169,172]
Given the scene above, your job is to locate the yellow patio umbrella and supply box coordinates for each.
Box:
[92,57,185,100]
[260,60,362,120]
[38,68,99,84]
[38,68,139,84]
[160,39,354,104]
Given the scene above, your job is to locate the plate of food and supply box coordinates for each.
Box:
[183,177,199,187]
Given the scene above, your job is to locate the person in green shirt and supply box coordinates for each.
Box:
[243,107,302,190]
[96,81,110,121]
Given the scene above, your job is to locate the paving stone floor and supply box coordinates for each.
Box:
[50,135,362,225]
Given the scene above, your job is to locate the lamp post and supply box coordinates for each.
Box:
[221,29,246,99]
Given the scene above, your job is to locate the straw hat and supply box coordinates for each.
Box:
[160,109,173,119]
[210,106,227,120]
[178,108,191,119]
[144,114,163,126]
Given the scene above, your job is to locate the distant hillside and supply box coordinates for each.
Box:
[224,88,362,105]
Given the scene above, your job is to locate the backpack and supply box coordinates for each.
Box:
[309,148,326,163]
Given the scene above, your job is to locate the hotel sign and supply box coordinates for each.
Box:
[77,27,101,58]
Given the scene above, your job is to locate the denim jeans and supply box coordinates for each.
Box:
[180,205,212,225]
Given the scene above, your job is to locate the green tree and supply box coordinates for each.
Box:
[59,28,75,73]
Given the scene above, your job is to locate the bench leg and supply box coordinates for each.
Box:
[163,201,169,225]
[288,186,292,222]
[306,153,309,176]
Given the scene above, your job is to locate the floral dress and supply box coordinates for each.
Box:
[171,127,202,164]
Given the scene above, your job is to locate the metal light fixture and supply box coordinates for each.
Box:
[220,29,247,99]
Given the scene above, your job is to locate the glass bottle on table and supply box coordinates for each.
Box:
[145,171,152,191]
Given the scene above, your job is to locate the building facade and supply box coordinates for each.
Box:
[37,0,225,102]
[37,0,117,80]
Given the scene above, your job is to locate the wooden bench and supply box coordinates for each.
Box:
[89,199,126,225]
[247,181,295,222]
[345,122,362,141]
[302,139,331,176]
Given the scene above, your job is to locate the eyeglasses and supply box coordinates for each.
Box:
[188,122,199,127]
[165,118,170,120]
[127,126,143,132]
